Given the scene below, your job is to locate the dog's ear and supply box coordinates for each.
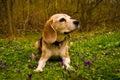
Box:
[43,19,57,44]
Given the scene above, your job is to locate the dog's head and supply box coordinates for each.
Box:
[43,13,79,44]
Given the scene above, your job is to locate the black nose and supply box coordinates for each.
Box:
[73,21,79,27]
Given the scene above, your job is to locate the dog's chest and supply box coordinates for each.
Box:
[50,45,66,56]
[46,41,67,56]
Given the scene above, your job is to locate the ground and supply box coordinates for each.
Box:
[0,29,120,80]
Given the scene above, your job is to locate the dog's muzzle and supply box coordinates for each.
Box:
[64,20,79,34]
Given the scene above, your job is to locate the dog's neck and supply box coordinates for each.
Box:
[43,33,68,47]
[56,32,66,42]
[53,37,66,47]
[52,32,67,47]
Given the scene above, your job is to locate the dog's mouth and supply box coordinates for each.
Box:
[64,25,79,34]
[64,29,75,34]
[64,31,71,34]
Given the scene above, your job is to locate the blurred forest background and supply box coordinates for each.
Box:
[0,0,120,38]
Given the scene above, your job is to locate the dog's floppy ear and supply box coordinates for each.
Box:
[43,19,57,44]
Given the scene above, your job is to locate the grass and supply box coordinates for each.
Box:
[0,30,120,80]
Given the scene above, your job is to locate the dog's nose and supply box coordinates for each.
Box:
[73,21,79,27]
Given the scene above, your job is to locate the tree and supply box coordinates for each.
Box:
[6,0,14,38]
[23,0,30,35]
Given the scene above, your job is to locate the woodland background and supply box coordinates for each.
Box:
[0,0,120,38]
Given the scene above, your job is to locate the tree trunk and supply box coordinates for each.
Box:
[23,0,30,35]
[6,0,14,38]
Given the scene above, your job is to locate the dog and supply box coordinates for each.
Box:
[34,13,79,72]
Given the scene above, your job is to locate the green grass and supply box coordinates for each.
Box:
[0,30,120,80]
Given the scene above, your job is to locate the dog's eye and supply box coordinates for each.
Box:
[59,18,66,22]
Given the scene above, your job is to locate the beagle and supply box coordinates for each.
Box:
[34,13,79,72]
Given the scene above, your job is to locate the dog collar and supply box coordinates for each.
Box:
[52,37,66,46]
[43,35,70,47]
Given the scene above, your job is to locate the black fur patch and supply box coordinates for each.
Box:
[52,41,62,46]
[38,38,42,54]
